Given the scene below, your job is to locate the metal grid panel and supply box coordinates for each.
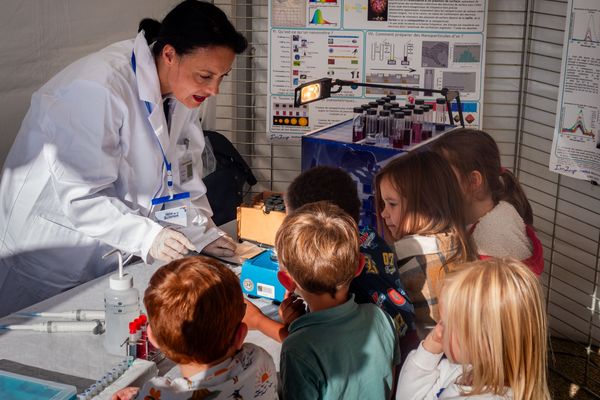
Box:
[517,0,600,397]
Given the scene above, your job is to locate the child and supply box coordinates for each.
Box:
[245,166,416,345]
[431,128,543,275]
[396,258,551,399]
[112,256,277,400]
[276,201,400,399]
[375,151,475,340]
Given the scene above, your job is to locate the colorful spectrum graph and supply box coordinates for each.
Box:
[309,0,337,3]
[561,109,595,138]
[310,9,335,24]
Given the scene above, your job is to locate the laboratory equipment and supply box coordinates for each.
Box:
[365,109,378,145]
[0,320,103,334]
[18,309,105,321]
[392,112,405,149]
[352,107,365,142]
[435,97,447,131]
[0,370,76,400]
[403,110,413,147]
[240,248,286,302]
[412,108,424,144]
[103,249,140,356]
[377,110,392,144]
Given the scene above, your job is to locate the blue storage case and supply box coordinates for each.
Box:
[240,249,286,302]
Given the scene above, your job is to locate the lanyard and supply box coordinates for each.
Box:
[131,51,174,198]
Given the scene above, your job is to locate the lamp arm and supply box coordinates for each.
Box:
[332,79,449,96]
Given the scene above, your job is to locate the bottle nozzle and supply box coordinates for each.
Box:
[103,248,124,278]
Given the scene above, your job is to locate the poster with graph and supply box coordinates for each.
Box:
[550,0,600,182]
[267,0,488,139]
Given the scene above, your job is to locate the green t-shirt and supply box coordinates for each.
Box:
[280,295,400,400]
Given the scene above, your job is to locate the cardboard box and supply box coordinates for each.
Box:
[237,191,286,246]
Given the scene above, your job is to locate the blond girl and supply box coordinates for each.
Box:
[375,151,475,341]
[396,258,551,400]
[431,129,543,275]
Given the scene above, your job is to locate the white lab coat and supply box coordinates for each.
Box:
[0,32,222,316]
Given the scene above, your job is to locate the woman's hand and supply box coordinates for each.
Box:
[202,236,237,258]
[149,228,194,262]
[112,386,139,400]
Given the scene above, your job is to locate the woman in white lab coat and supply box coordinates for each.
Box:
[0,0,247,316]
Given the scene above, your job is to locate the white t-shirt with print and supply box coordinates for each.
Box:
[135,343,278,400]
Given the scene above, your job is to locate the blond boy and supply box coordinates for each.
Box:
[276,201,400,400]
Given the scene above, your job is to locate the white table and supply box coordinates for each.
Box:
[0,232,282,382]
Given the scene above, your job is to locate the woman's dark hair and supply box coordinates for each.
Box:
[138,0,248,56]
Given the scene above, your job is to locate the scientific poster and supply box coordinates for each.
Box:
[267,0,488,140]
[549,0,600,182]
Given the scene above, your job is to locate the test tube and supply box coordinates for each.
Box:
[388,94,397,101]
[352,107,365,142]
[368,101,378,110]
[365,109,378,144]
[403,110,413,147]
[415,99,425,107]
[392,112,405,149]
[412,108,424,144]
[378,110,392,144]
[435,98,447,131]
[376,99,386,112]
[128,322,137,359]
[382,103,393,112]
[421,105,433,140]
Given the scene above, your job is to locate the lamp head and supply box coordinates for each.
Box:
[294,78,333,106]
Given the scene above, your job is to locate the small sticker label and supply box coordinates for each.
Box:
[155,206,187,227]
[257,283,275,299]
[243,279,254,292]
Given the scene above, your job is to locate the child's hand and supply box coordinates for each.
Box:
[111,386,139,400]
[278,292,306,326]
[243,298,265,330]
[422,322,444,355]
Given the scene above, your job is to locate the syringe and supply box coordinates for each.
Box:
[17,310,105,321]
[0,320,104,334]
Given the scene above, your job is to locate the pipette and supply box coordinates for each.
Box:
[0,320,104,334]
[17,310,105,321]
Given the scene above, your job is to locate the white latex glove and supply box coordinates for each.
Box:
[202,236,237,258]
[149,228,195,263]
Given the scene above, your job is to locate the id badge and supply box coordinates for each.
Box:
[152,192,191,227]
[179,151,194,184]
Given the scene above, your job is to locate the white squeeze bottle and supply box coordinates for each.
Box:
[102,249,140,356]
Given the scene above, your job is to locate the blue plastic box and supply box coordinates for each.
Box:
[0,370,76,400]
[240,249,286,302]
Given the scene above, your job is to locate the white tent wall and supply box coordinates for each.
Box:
[0,0,178,162]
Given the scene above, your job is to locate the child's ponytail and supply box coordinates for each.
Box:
[498,168,534,225]
[432,128,534,226]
